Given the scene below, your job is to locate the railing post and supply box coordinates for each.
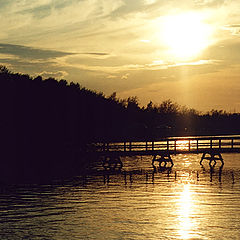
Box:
[167,140,169,151]
[197,139,199,152]
[189,140,191,151]
[146,141,148,151]
[232,139,234,149]
[210,139,212,149]
[174,140,177,153]
[219,139,221,149]
[152,141,154,151]
[107,143,109,151]
[124,142,126,152]
[129,142,132,151]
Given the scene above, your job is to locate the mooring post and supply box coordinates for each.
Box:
[200,152,206,165]
[124,172,127,184]
[200,151,224,167]
[103,143,106,152]
[232,171,235,184]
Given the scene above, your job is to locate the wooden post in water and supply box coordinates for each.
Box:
[103,143,106,152]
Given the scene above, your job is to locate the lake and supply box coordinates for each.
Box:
[1,153,240,239]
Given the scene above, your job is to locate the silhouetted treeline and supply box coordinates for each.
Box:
[0,66,240,182]
[142,99,240,137]
[1,65,240,143]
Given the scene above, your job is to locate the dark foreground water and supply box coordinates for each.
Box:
[1,153,240,239]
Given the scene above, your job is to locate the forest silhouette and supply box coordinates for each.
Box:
[0,65,240,182]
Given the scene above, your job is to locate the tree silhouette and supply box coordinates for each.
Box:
[0,65,240,182]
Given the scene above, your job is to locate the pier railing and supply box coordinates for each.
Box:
[93,136,240,156]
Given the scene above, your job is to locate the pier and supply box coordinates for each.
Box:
[91,136,240,170]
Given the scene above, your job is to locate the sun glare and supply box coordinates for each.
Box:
[161,13,212,60]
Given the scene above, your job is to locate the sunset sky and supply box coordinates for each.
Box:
[1,0,240,112]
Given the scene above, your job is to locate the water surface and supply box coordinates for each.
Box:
[1,153,240,239]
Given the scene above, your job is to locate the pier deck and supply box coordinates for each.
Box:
[93,136,240,156]
[90,136,240,170]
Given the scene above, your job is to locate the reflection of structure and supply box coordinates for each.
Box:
[152,153,174,170]
[102,155,123,171]
[209,165,223,183]
[100,168,236,185]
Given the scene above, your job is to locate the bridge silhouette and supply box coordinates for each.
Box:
[92,136,240,170]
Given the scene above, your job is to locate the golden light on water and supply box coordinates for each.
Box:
[161,13,213,60]
[177,184,194,239]
[177,140,189,150]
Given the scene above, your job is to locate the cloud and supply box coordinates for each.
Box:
[0,43,73,60]
[168,60,220,67]
[194,0,225,7]
[107,75,118,79]
[144,0,157,5]
[54,51,219,75]
[121,73,130,79]
[82,52,110,56]
[38,70,68,79]
[80,52,112,59]
[223,24,240,35]
[0,53,19,60]
[0,0,124,45]
[203,40,240,64]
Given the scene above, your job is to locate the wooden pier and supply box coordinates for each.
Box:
[92,136,240,170]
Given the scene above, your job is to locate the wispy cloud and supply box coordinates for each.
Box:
[1,0,240,111]
[54,52,219,75]
[121,73,130,80]
[0,53,19,60]
[223,24,240,35]
[82,52,110,56]
[0,43,73,60]
[0,0,124,45]
[38,70,68,79]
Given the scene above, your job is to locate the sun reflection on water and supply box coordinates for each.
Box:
[177,184,195,239]
[177,140,189,150]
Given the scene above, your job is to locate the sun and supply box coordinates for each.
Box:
[161,13,212,60]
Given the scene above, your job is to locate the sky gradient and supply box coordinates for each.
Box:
[1,0,240,112]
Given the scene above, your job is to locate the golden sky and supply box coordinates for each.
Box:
[1,0,240,111]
